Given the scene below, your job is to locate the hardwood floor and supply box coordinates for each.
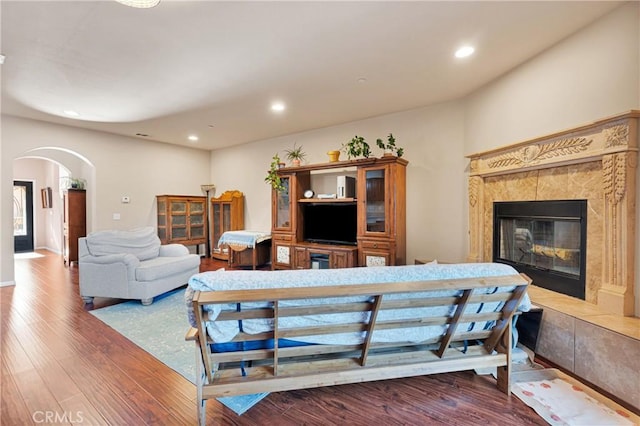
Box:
[1,250,546,425]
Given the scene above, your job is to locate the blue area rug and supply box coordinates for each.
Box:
[89,288,268,415]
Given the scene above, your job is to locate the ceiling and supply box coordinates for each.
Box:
[1,1,622,151]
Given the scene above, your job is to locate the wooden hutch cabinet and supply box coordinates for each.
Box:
[63,189,86,266]
[210,190,244,260]
[156,195,207,251]
[271,156,406,269]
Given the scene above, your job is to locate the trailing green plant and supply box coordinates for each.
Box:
[342,135,371,159]
[284,142,306,164]
[376,133,404,157]
[264,153,285,191]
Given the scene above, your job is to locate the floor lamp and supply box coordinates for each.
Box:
[200,184,216,257]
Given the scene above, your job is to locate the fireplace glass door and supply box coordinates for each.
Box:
[498,218,581,278]
[493,200,587,300]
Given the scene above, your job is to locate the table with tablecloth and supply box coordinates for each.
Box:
[217,230,272,269]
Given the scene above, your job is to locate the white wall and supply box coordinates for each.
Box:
[210,100,468,265]
[1,115,211,285]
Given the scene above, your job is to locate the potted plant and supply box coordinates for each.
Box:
[342,135,371,159]
[376,133,404,157]
[265,154,285,191]
[327,150,341,162]
[61,177,87,190]
[285,142,306,166]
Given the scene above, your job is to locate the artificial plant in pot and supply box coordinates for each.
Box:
[376,133,404,157]
[265,153,286,191]
[342,135,371,159]
[285,142,306,166]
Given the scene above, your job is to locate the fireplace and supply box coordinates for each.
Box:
[467,111,638,315]
[493,200,587,300]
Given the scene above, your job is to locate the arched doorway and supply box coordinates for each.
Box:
[13,147,95,263]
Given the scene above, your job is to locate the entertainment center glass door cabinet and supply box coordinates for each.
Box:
[210,190,244,260]
[271,156,407,270]
[357,160,406,267]
[156,195,207,253]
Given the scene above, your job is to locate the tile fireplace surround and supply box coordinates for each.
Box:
[467,110,639,317]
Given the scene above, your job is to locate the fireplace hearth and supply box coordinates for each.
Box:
[493,200,587,300]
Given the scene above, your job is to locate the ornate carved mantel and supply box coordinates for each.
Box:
[466,111,639,316]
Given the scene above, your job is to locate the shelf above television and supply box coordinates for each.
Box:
[298,198,356,203]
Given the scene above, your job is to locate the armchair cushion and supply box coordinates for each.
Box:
[135,254,201,282]
[86,227,160,261]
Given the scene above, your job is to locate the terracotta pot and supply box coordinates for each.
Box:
[327,150,340,162]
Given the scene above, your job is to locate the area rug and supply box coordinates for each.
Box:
[89,288,268,415]
[512,369,638,426]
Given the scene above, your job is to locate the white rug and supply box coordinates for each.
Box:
[90,288,268,415]
[512,369,638,426]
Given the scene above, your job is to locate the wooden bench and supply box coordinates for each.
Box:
[187,273,531,424]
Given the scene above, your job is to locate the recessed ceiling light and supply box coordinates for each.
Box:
[63,110,80,117]
[357,77,367,84]
[271,102,286,112]
[188,135,199,142]
[455,46,475,58]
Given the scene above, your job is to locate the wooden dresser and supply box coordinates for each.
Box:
[63,189,86,266]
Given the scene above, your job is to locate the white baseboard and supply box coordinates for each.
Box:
[0,280,16,287]
[36,246,62,255]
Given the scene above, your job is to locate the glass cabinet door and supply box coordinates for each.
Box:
[222,203,231,229]
[212,203,221,246]
[170,200,187,239]
[189,200,205,239]
[275,176,291,229]
[364,168,386,233]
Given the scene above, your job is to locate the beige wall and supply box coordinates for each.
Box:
[210,100,468,265]
[1,116,210,285]
[464,2,639,153]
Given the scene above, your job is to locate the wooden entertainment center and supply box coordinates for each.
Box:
[271,156,407,269]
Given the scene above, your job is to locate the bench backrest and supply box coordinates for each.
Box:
[191,273,531,388]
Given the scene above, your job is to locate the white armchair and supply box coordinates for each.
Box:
[79,227,200,305]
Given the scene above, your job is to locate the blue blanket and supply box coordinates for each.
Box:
[186,262,531,345]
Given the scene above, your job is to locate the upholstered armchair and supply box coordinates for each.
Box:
[79,227,200,305]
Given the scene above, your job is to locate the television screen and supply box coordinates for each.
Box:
[303,202,357,245]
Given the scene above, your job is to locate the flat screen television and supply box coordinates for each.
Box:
[303,202,357,246]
